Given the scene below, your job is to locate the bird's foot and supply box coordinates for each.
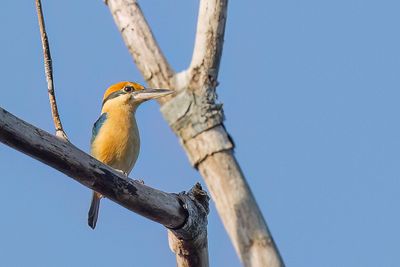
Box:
[135,179,145,184]
[113,168,128,177]
[114,169,128,178]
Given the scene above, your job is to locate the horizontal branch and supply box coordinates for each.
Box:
[0,107,186,228]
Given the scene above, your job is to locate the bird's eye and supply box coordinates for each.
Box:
[124,86,134,93]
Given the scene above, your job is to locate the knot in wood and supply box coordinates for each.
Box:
[161,90,234,167]
[169,183,209,242]
[160,90,224,141]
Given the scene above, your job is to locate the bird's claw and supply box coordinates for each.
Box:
[113,168,128,176]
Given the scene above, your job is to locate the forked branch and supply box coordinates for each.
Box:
[106,0,285,266]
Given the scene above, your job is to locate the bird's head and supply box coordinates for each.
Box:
[101,81,173,110]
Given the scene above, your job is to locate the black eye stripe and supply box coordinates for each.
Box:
[102,91,124,106]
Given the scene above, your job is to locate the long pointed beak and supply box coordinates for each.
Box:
[134,88,174,100]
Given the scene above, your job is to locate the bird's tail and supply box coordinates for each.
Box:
[88,191,102,229]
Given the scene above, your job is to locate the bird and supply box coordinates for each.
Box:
[88,81,173,229]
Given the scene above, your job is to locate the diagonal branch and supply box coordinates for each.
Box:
[106,0,174,90]
[35,0,68,140]
[187,0,228,89]
[0,107,209,266]
[0,107,185,227]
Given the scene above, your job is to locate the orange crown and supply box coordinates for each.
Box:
[103,81,145,101]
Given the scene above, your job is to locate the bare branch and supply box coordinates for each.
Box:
[198,150,284,267]
[35,0,68,140]
[0,107,184,227]
[0,107,211,266]
[187,0,228,89]
[106,0,174,90]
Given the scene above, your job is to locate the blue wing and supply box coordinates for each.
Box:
[91,113,108,145]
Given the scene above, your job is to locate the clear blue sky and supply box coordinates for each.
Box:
[1,0,399,266]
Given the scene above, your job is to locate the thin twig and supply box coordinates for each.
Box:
[35,0,68,140]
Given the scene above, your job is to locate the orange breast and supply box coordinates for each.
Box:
[91,109,140,174]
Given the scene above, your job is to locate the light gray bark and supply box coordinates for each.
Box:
[105,0,173,90]
[106,0,285,266]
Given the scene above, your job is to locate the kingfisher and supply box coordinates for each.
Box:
[88,81,173,229]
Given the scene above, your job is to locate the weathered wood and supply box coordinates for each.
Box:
[35,0,68,140]
[0,107,185,228]
[168,183,210,267]
[187,0,228,89]
[198,151,283,267]
[106,0,285,266]
[105,0,173,91]
[0,106,211,267]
